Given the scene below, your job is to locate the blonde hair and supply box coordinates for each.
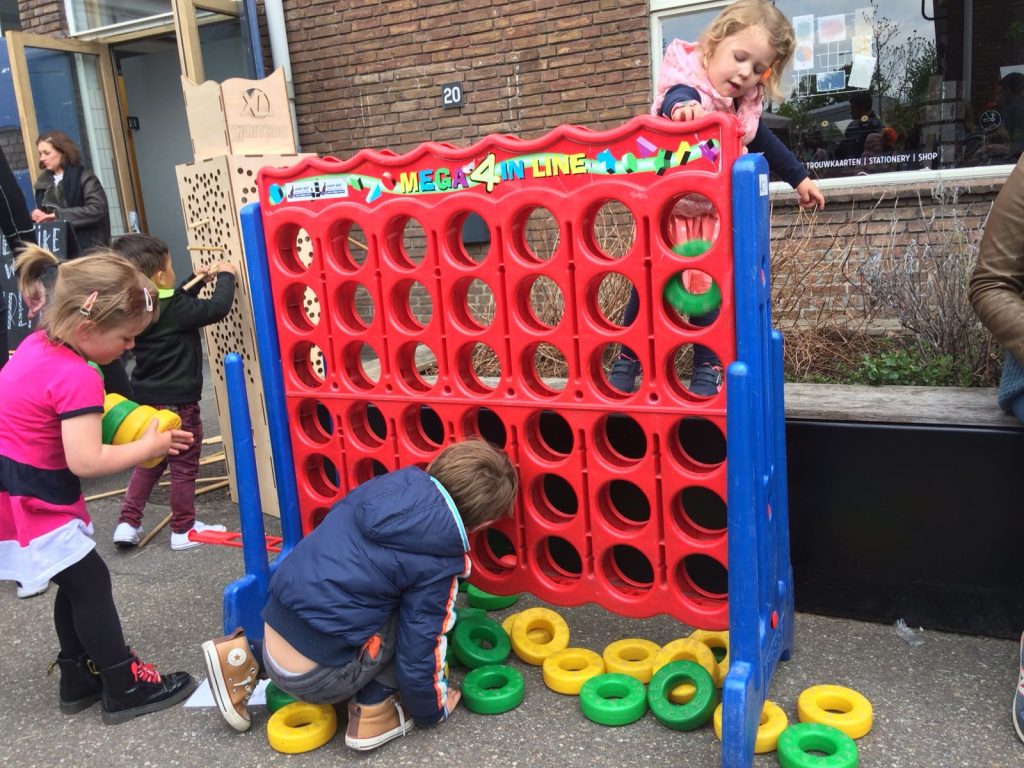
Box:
[700,0,795,101]
[427,439,519,532]
[15,245,157,346]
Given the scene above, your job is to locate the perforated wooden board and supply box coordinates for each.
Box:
[175,153,311,517]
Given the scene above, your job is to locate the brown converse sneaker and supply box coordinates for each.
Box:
[345,694,415,751]
[202,628,260,732]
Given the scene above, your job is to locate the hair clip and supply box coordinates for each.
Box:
[80,291,98,317]
[761,67,773,82]
[144,287,153,312]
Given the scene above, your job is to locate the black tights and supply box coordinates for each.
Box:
[51,550,130,668]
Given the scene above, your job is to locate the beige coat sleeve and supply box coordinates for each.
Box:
[969,155,1024,364]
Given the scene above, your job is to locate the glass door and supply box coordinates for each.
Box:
[5,31,136,239]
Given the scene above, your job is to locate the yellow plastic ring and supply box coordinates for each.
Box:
[797,684,873,739]
[266,701,338,754]
[689,629,729,687]
[543,647,605,695]
[651,638,717,703]
[502,612,553,644]
[713,700,788,754]
[112,404,158,446]
[601,638,661,684]
[510,607,570,665]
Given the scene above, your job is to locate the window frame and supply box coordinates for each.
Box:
[649,0,1016,191]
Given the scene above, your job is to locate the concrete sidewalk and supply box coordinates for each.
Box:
[0,376,1021,767]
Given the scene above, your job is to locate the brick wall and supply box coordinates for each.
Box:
[21,1,66,36]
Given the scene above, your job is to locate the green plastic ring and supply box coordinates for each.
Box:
[101,398,136,445]
[454,606,488,625]
[451,616,511,669]
[265,681,297,714]
[461,664,525,715]
[646,660,716,731]
[663,274,722,316]
[466,584,520,610]
[670,239,712,258]
[777,723,859,768]
[579,673,648,727]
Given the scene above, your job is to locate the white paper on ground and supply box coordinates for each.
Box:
[185,677,269,708]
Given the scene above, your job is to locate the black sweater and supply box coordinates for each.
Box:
[130,273,236,405]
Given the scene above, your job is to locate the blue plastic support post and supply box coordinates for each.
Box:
[721,153,795,768]
[239,201,303,555]
[221,352,271,638]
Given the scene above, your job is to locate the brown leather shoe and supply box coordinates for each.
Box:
[345,694,414,750]
[202,628,259,732]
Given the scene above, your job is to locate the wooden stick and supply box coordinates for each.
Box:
[349,235,367,250]
[186,245,225,252]
[195,479,230,496]
[199,450,225,466]
[157,474,227,488]
[85,486,130,502]
[189,218,211,230]
[202,435,223,446]
[181,264,221,292]
[138,512,172,548]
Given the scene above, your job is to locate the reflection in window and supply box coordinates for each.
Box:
[65,1,170,34]
[656,0,1024,178]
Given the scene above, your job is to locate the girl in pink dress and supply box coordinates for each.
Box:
[0,246,197,723]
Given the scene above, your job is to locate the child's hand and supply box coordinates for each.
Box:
[141,420,194,460]
[445,686,461,715]
[670,100,705,122]
[211,260,237,277]
[795,178,825,209]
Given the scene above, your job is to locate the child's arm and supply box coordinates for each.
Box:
[175,261,237,330]
[62,412,193,478]
[747,124,826,209]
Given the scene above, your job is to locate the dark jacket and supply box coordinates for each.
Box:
[262,467,470,726]
[33,164,110,254]
[130,272,235,405]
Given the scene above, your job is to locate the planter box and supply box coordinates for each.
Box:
[785,383,1024,639]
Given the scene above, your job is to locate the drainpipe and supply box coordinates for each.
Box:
[263,0,301,151]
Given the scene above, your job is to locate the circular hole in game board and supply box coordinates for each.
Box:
[530,473,577,522]
[594,413,647,467]
[668,344,724,401]
[660,193,719,251]
[396,342,437,393]
[537,536,581,583]
[401,404,444,451]
[462,406,507,447]
[282,282,320,331]
[592,343,639,398]
[304,453,339,499]
[455,342,500,394]
[340,341,380,390]
[277,225,315,274]
[587,198,635,260]
[515,205,559,263]
[307,506,332,531]
[602,545,653,595]
[475,528,517,575]
[296,399,333,445]
[328,218,369,272]
[391,279,433,332]
[452,277,495,331]
[524,410,573,461]
[677,554,728,601]
[675,486,727,537]
[335,281,374,332]
[585,271,635,332]
[354,458,390,485]
[600,479,650,529]
[291,341,327,387]
[671,417,726,471]
[664,271,722,332]
[514,274,564,331]
[445,210,492,267]
[347,401,387,449]
[384,214,427,268]
[520,343,567,397]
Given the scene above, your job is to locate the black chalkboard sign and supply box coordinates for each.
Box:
[2,220,75,350]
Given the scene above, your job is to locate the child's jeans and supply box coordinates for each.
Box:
[263,614,399,705]
[118,402,203,535]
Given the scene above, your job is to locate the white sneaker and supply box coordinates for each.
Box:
[170,521,227,551]
[112,522,141,547]
[16,581,49,599]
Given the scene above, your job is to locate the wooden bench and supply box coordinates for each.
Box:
[783,383,1024,639]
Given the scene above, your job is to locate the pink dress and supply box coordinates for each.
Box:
[0,331,103,584]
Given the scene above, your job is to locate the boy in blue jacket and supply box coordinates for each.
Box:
[202,439,519,750]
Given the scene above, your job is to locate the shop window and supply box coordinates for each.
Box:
[652,0,1024,181]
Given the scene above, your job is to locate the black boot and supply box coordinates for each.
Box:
[99,654,196,725]
[51,653,103,714]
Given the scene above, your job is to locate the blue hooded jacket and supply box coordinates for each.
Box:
[262,467,470,724]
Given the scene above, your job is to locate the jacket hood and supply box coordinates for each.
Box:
[355,468,468,557]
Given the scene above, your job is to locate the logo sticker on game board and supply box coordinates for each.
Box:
[268,176,349,205]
